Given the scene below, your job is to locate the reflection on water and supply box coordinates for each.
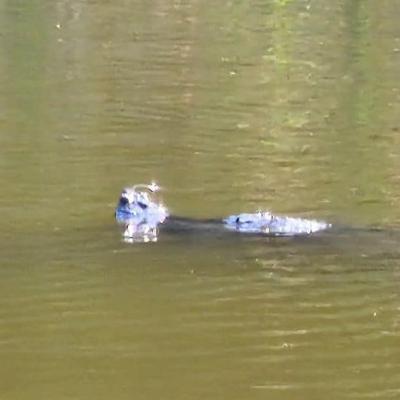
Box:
[1,0,400,399]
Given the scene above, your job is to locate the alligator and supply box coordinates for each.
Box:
[115,183,331,243]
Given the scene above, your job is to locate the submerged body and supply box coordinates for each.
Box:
[115,184,331,243]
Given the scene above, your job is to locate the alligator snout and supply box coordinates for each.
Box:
[115,184,169,242]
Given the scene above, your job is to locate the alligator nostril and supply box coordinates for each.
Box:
[119,197,129,206]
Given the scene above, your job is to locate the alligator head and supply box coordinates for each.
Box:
[115,183,169,242]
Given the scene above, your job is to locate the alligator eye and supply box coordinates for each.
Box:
[119,197,129,206]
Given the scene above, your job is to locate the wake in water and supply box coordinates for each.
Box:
[115,183,331,243]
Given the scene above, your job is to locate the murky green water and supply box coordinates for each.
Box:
[1,1,400,399]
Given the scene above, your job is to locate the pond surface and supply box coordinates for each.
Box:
[1,1,400,399]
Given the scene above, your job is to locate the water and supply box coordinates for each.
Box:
[1,0,400,399]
